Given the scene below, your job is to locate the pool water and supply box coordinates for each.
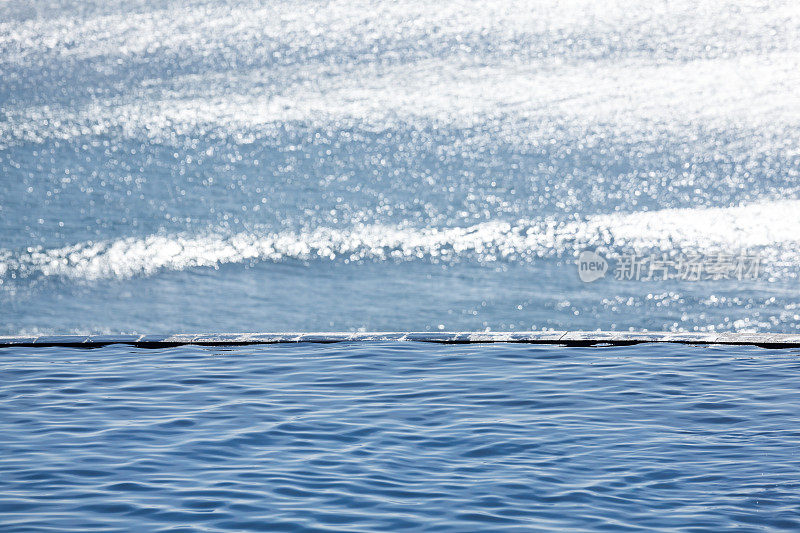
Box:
[2,342,800,531]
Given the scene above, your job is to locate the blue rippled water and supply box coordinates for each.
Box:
[5,2,800,530]
[2,0,800,334]
[2,342,800,531]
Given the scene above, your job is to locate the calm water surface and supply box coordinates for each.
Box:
[2,342,800,531]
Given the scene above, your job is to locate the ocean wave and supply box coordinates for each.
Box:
[4,53,799,149]
[3,0,793,65]
[2,200,798,281]
[2,0,799,148]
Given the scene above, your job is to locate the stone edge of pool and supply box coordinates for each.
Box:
[1,332,800,348]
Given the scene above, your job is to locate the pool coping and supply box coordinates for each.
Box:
[1,332,800,348]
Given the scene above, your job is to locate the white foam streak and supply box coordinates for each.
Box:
[3,201,799,281]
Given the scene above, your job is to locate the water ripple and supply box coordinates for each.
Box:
[1,343,800,530]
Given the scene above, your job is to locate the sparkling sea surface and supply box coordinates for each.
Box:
[4,2,800,530]
[2,0,800,334]
[2,342,800,531]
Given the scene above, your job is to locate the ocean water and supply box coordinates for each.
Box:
[5,5,800,530]
[1,342,800,531]
[2,0,800,334]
